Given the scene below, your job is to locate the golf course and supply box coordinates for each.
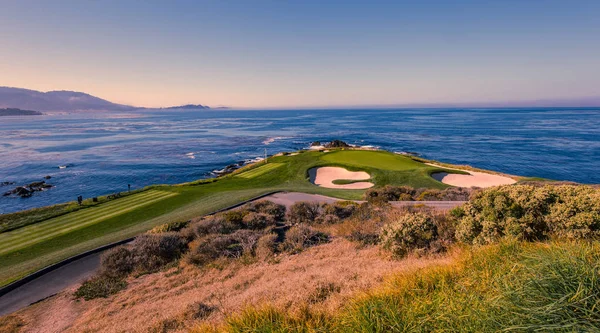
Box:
[0,149,490,287]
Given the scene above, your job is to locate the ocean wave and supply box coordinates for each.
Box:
[263,136,288,145]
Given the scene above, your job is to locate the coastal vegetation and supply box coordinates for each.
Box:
[13,183,594,332]
[0,149,458,286]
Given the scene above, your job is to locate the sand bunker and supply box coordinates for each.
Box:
[309,167,374,189]
[428,163,516,188]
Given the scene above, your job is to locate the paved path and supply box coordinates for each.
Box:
[0,192,464,316]
[263,192,465,211]
[0,252,101,316]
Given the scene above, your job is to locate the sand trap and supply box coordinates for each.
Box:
[427,163,516,188]
[309,167,374,189]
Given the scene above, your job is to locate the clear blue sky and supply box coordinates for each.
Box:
[1,0,599,107]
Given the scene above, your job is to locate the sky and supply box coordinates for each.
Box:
[1,0,600,108]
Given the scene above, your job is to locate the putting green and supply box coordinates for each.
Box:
[321,150,425,171]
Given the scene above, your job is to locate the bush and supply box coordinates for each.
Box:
[546,186,600,240]
[193,216,239,237]
[365,185,414,202]
[242,212,276,230]
[149,220,190,234]
[132,233,188,274]
[287,202,322,225]
[100,246,135,278]
[283,225,329,253]
[307,282,341,304]
[184,230,261,266]
[256,233,279,258]
[246,201,286,221]
[183,302,216,320]
[366,185,474,202]
[456,185,600,245]
[322,201,357,220]
[185,234,242,266]
[380,212,438,256]
[222,211,246,226]
[74,275,127,300]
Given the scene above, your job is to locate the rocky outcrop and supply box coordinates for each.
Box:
[3,180,53,198]
[324,140,351,148]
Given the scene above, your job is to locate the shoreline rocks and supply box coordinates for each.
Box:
[3,180,54,198]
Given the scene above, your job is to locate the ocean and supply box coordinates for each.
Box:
[1,108,598,214]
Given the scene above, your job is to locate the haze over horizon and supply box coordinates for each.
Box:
[2,1,600,108]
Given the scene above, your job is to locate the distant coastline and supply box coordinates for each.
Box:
[0,108,43,116]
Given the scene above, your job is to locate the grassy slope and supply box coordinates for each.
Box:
[0,149,455,286]
[220,241,600,332]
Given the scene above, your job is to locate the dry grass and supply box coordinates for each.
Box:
[12,237,453,332]
[0,314,25,333]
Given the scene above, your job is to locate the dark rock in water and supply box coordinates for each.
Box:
[44,175,52,179]
[1,181,16,187]
[3,179,54,198]
[28,181,46,188]
[310,141,322,147]
[324,140,350,148]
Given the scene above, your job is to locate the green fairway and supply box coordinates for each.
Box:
[0,190,177,256]
[237,162,284,179]
[0,149,463,286]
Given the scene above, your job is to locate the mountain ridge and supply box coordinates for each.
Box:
[0,87,214,112]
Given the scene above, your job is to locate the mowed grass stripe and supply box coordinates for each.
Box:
[0,191,178,255]
[0,192,177,255]
[0,191,172,246]
[0,190,165,240]
[237,163,284,179]
[0,191,174,248]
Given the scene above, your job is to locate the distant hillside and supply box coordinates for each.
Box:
[0,108,43,116]
[162,104,210,110]
[0,87,136,112]
[0,87,218,112]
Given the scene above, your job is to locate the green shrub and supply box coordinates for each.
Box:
[74,275,127,300]
[380,212,438,256]
[456,185,600,245]
[546,186,600,239]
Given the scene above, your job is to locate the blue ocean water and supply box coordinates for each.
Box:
[1,108,599,214]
